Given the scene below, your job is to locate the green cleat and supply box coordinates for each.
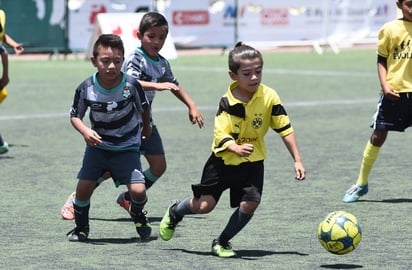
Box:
[211,239,236,258]
[0,141,8,154]
[159,200,182,241]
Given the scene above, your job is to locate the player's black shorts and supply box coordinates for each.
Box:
[191,154,264,208]
[77,146,145,186]
[140,124,165,155]
[372,93,412,131]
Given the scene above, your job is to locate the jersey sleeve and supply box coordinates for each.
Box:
[377,22,391,58]
[212,97,239,153]
[158,56,179,85]
[70,77,91,119]
[269,92,294,137]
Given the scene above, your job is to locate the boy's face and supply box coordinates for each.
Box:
[229,57,262,94]
[398,0,412,21]
[91,45,124,81]
[139,26,168,59]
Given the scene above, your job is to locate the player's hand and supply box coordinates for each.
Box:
[294,161,306,181]
[83,129,102,147]
[159,82,179,92]
[141,124,152,140]
[383,87,400,101]
[231,143,254,157]
[188,107,204,128]
[14,44,24,55]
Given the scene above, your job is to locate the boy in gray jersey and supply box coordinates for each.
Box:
[61,12,204,219]
[66,34,152,241]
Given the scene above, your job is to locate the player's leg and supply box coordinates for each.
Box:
[160,154,224,241]
[67,179,95,242]
[116,125,165,211]
[67,146,106,241]
[112,150,151,240]
[211,160,263,258]
[343,93,408,202]
[61,172,109,220]
[128,182,151,240]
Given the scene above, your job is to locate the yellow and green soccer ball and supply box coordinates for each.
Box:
[318,211,362,255]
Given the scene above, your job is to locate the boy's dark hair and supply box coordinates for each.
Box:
[228,41,263,73]
[139,12,169,35]
[92,34,124,57]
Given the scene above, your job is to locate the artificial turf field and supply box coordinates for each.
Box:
[0,48,411,270]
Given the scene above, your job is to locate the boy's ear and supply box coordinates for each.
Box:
[228,70,237,81]
[136,30,141,40]
[91,56,97,67]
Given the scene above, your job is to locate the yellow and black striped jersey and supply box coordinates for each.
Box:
[377,19,412,93]
[213,82,293,165]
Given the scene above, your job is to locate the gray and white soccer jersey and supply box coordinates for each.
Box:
[70,73,149,150]
[122,47,178,103]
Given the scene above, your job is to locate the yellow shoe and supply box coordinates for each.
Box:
[211,239,236,258]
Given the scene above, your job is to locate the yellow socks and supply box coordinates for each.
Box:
[356,141,380,186]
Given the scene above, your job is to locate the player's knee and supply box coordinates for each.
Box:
[240,201,259,214]
[192,197,215,214]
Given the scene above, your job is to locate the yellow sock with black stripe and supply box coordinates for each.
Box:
[356,141,380,186]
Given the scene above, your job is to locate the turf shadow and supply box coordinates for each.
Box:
[166,248,308,260]
[359,198,412,203]
[320,263,363,269]
[89,216,163,223]
[86,236,158,244]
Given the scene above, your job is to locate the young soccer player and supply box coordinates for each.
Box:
[343,0,412,203]
[159,42,306,257]
[66,34,152,241]
[61,12,204,219]
[0,9,24,154]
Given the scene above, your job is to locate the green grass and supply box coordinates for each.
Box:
[1,48,411,270]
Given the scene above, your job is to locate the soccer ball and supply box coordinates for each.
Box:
[318,211,362,255]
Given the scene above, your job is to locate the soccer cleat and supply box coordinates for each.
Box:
[67,226,89,242]
[133,210,152,240]
[116,192,130,213]
[61,192,76,220]
[342,184,368,203]
[0,141,8,154]
[211,239,236,258]
[159,200,182,241]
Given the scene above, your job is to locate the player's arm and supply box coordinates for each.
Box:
[4,34,24,55]
[170,85,204,128]
[141,106,152,139]
[0,47,9,88]
[377,54,398,100]
[139,79,204,128]
[280,132,305,181]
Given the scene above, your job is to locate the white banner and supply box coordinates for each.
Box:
[86,12,177,59]
[163,0,397,49]
[68,0,398,52]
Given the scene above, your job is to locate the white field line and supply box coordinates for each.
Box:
[0,68,376,121]
[0,98,376,121]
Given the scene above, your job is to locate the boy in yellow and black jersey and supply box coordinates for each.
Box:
[158,42,306,258]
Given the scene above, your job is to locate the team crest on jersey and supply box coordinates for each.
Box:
[161,63,166,74]
[123,86,131,98]
[252,114,263,129]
